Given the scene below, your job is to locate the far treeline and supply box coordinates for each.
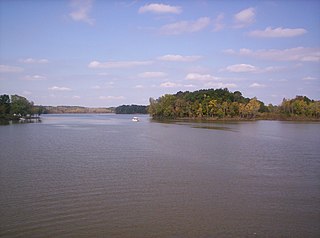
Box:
[44,106,114,114]
[115,105,148,114]
[148,88,320,120]
[0,94,148,122]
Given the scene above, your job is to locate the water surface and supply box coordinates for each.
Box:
[1,114,319,237]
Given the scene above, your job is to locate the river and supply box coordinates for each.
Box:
[0,114,319,237]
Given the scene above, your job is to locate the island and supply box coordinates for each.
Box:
[148,88,320,120]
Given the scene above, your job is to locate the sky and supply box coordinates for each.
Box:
[0,0,319,107]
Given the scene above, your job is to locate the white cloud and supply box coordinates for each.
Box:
[185,73,219,81]
[92,83,114,90]
[160,17,210,35]
[97,72,110,76]
[186,73,237,89]
[88,60,153,68]
[23,75,46,81]
[20,58,49,64]
[205,82,237,88]
[263,66,285,73]
[249,83,266,88]
[139,3,182,14]
[0,65,23,73]
[225,64,257,73]
[39,59,49,63]
[225,47,320,62]
[99,95,125,100]
[91,85,101,89]
[213,13,225,32]
[49,86,72,91]
[72,95,81,99]
[222,64,284,73]
[249,27,307,38]
[302,76,317,81]
[69,0,95,25]
[158,54,202,62]
[160,81,180,88]
[269,78,288,82]
[134,85,144,89]
[234,7,255,28]
[223,49,236,54]
[138,71,167,78]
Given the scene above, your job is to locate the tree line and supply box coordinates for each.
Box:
[43,106,113,114]
[115,105,148,114]
[148,88,320,120]
[2,90,319,122]
[0,94,45,121]
[279,96,320,118]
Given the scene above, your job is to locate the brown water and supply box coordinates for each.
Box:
[0,114,319,237]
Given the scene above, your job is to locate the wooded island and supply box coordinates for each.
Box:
[148,88,320,120]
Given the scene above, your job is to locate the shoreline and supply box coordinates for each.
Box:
[151,116,320,123]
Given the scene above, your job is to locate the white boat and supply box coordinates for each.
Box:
[132,116,139,122]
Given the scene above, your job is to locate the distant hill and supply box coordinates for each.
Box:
[43,106,115,114]
[115,105,148,114]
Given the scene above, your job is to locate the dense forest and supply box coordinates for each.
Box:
[115,105,148,114]
[148,88,320,120]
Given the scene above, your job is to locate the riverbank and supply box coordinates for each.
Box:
[43,106,114,114]
[0,115,41,125]
[151,114,320,122]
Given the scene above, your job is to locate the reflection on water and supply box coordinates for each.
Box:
[190,124,234,131]
[0,114,319,238]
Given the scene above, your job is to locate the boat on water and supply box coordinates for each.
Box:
[132,116,139,122]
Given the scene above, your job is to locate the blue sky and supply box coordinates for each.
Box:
[0,0,319,107]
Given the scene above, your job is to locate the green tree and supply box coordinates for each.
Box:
[161,94,176,118]
[208,99,218,117]
[239,103,246,118]
[174,98,188,117]
[221,101,229,117]
[10,95,33,117]
[32,105,47,116]
[310,101,320,118]
[0,94,11,117]
[148,97,157,116]
[245,97,260,118]
[292,99,308,116]
[149,94,177,118]
[229,102,239,117]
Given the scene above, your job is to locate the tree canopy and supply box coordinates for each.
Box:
[115,105,148,114]
[281,96,320,118]
[149,88,320,120]
[0,94,41,121]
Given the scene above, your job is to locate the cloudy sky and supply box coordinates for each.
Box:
[0,0,319,107]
